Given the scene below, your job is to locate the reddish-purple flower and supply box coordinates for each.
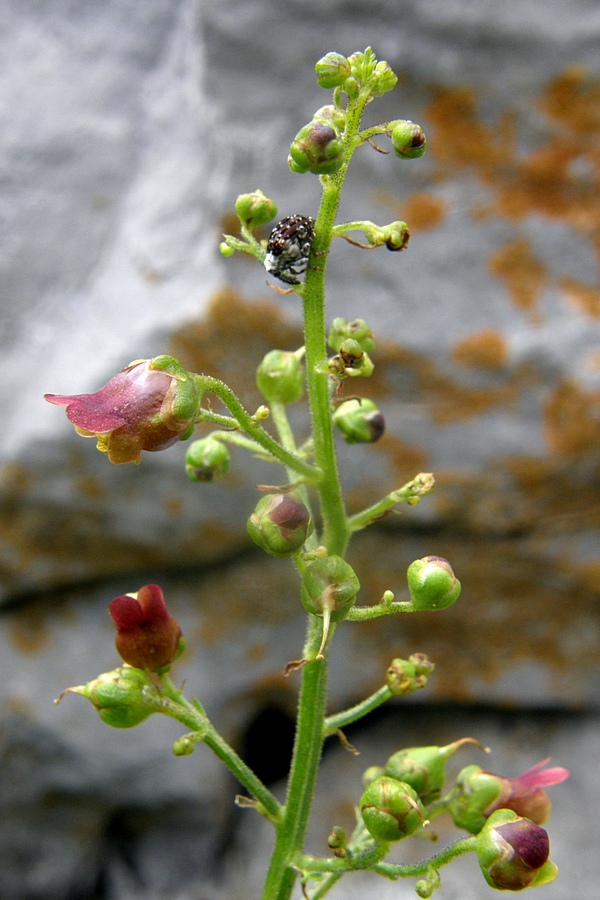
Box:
[475,809,558,891]
[45,355,200,464]
[109,584,184,670]
[448,759,569,833]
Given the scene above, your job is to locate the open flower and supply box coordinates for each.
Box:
[45,355,201,464]
[109,584,184,671]
[475,809,558,891]
[448,759,569,834]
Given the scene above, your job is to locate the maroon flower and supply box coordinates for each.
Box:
[476,810,558,890]
[45,355,200,464]
[500,758,570,824]
[109,584,184,670]
[448,758,569,833]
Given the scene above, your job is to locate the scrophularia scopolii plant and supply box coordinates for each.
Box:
[50,48,568,898]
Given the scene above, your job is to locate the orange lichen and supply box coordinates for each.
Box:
[487,238,547,317]
[374,189,447,231]
[543,379,600,458]
[560,279,600,318]
[452,329,509,370]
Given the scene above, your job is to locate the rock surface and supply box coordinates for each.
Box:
[0,1,598,897]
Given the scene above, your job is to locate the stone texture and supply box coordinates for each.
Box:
[0,1,598,897]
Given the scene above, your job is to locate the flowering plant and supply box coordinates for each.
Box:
[50,49,567,898]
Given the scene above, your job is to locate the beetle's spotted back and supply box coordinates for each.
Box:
[264,215,315,285]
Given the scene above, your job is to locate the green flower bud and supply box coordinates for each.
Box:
[332,398,385,444]
[59,666,160,728]
[337,339,374,377]
[173,736,196,756]
[247,493,313,557]
[219,241,235,257]
[288,121,345,175]
[362,765,385,788]
[384,738,483,804]
[234,190,278,229]
[406,556,461,610]
[385,657,429,696]
[315,52,351,88]
[301,555,360,621]
[328,317,375,354]
[475,810,558,891]
[256,349,304,405]
[185,436,231,482]
[391,120,427,159]
[360,776,426,842]
[371,60,399,97]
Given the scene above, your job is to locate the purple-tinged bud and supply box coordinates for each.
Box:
[234,189,278,229]
[391,120,427,159]
[45,355,201,464]
[185,436,230,483]
[406,556,461,610]
[315,53,351,88]
[313,105,347,133]
[383,737,486,804]
[360,776,427,842]
[256,349,304,405]
[328,317,375,354]
[288,120,345,175]
[448,759,569,833]
[475,810,558,891]
[109,585,185,671]
[333,398,385,444]
[57,666,160,728]
[408,652,436,677]
[247,493,313,558]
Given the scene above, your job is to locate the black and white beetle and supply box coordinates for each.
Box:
[264,215,315,285]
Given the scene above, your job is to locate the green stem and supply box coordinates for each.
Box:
[296,836,476,879]
[323,685,392,736]
[261,87,377,900]
[158,675,282,824]
[261,656,329,899]
[194,375,319,482]
[347,472,435,533]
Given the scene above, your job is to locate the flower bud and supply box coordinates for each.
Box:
[386,657,429,696]
[185,436,230,482]
[315,52,351,88]
[391,120,427,159]
[328,317,375,354]
[301,555,360,620]
[370,60,399,96]
[383,738,484,805]
[59,666,160,728]
[256,350,304,405]
[332,398,385,444]
[247,493,313,558]
[360,776,426,842]
[406,556,461,610]
[313,105,347,133]
[475,810,558,891]
[288,120,345,175]
[172,736,196,756]
[109,584,184,671]
[448,759,569,834]
[45,356,201,465]
[234,190,278,229]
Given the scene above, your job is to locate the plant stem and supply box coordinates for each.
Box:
[194,375,319,482]
[323,685,392,736]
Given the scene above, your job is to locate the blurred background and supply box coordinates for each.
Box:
[0,1,598,897]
